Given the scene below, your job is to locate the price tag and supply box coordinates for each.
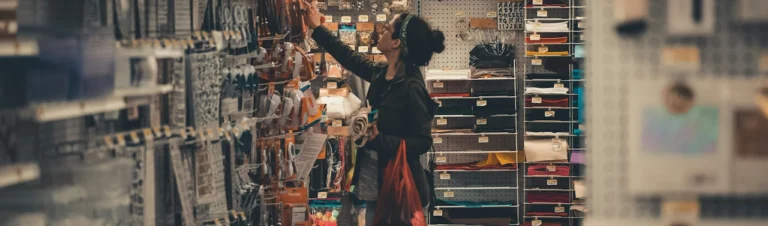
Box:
[358,46,369,53]
[538,46,549,53]
[358,15,369,22]
[487,11,498,18]
[104,136,115,148]
[240,212,247,221]
[163,125,172,137]
[555,206,565,213]
[547,178,558,186]
[533,0,543,5]
[332,120,343,127]
[546,165,556,171]
[554,83,564,88]
[372,47,381,54]
[436,100,442,107]
[341,16,352,23]
[143,129,154,140]
[433,137,444,144]
[433,209,443,216]
[130,131,140,144]
[476,99,488,107]
[578,21,584,28]
[662,46,701,70]
[532,58,543,65]
[537,10,548,17]
[579,124,585,130]
[530,34,541,41]
[207,128,216,139]
[433,82,444,88]
[532,96,543,104]
[152,127,162,138]
[478,136,489,143]
[439,173,451,180]
[198,131,206,141]
[436,156,447,163]
[443,191,455,197]
[436,118,448,125]
[376,14,387,22]
[532,220,543,226]
[455,11,466,17]
[476,118,488,125]
[318,192,328,199]
[324,15,333,22]
[581,34,585,41]
[545,110,556,117]
[661,199,701,223]
[327,81,338,89]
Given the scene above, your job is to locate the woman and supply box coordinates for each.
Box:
[303,5,445,225]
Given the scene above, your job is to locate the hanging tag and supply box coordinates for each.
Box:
[455,11,466,17]
[143,129,154,141]
[152,127,162,138]
[443,191,455,198]
[332,120,343,127]
[104,136,115,148]
[555,206,565,213]
[327,82,338,89]
[547,178,558,186]
[532,220,543,226]
[240,212,247,221]
[532,96,543,104]
[530,34,541,41]
[180,128,188,139]
[358,46,369,53]
[436,118,448,125]
[433,82,444,88]
[436,156,447,163]
[578,21,584,28]
[487,11,498,18]
[207,128,216,139]
[433,209,443,216]
[478,136,489,143]
[231,210,239,220]
[324,15,333,22]
[434,137,443,144]
[188,127,196,137]
[476,118,488,125]
[341,16,352,23]
[476,99,488,106]
[533,0,543,5]
[545,110,555,117]
[546,165,556,171]
[163,125,172,137]
[661,199,700,223]
[130,131,140,144]
[537,10,548,17]
[554,83,565,88]
[358,15,369,22]
[372,47,381,54]
[538,46,549,53]
[198,131,206,141]
[579,124,585,130]
[376,14,387,22]
[318,192,328,199]
[439,173,451,180]
[436,100,442,107]
[532,58,543,65]
[223,129,232,141]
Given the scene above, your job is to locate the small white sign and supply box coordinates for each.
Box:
[358,15,369,22]
[376,14,387,22]
[532,96,543,104]
[478,136,489,143]
[341,16,352,23]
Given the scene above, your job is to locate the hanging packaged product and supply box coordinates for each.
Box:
[339,23,358,50]
[356,22,374,53]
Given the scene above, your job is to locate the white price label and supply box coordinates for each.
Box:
[555,206,565,213]
[318,192,328,199]
[545,110,555,117]
[537,10,548,17]
[327,81,338,89]
[487,11,498,18]
[538,46,549,53]
[532,58,543,65]
[476,99,488,106]
[530,34,541,41]
[532,220,543,226]
[455,11,466,17]
[436,100,442,107]
[436,156,447,163]
[434,137,443,144]
[662,46,701,70]
[581,34,585,41]
[436,118,448,125]
[341,16,352,23]
[358,15,369,22]
[547,178,558,186]
[332,120,343,127]
[554,83,564,88]
[372,47,381,54]
[532,96,543,104]
[443,191,455,197]
[358,46,369,53]
[324,15,333,22]
[433,210,443,216]
[478,136,489,143]
[533,0,543,5]
[546,165,556,171]
[439,173,451,180]
[578,21,584,28]
[433,82,444,88]
[476,118,488,125]
[376,14,387,22]
[579,124,585,130]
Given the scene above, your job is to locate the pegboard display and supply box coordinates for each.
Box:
[586,0,768,223]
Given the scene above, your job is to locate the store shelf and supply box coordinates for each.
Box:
[435,186,519,191]
[525,175,576,178]
[0,163,40,188]
[525,120,580,123]
[435,204,519,209]
[433,95,517,100]
[524,188,575,192]
[524,216,583,219]
[436,169,519,172]
[524,93,577,95]
[434,150,519,154]
[524,202,577,205]
[525,106,578,110]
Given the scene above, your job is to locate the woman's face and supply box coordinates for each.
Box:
[377,16,401,53]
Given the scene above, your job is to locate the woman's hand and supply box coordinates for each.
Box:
[302,2,324,29]
[367,124,379,142]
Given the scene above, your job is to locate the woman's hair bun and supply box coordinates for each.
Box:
[430,30,446,53]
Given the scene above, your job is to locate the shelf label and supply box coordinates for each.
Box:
[358,15,369,22]
[433,209,443,216]
[532,58,543,65]
[476,99,488,106]
[327,81,338,89]
[662,46,701,71]
[555,206,565,213]
[434,137,443,144]
[662,199,700,223]
[436,156,447,163]
[530,34,541,41]
[358,46,369,53]
[143,129,154,140]
[476,118,488,125]
[545,110,556,118]
[443,191,455,198]
[130,131,140,144]
[537,10,548,17]
[318,192,328,199]
[579,124,585,130]
[341,16,352,23]
[487,11,498,18]
[439,173,451,180]
[433,82,444,88]
[332,120,343,127]
[533,0,543,5]
[538,46,549,53]
[532,220,543,226]
[372,47,381,54]
[376,14,387,22]
[578,21,584,28]
[436,118,448,125]
[554,83,564,88]
[546,165,556,171]
[436,100,442,107]
[324,15,333,22]
[532,96,543,104]
[478,136,489,143]
[455,11,466,17]
[547,178,558,186]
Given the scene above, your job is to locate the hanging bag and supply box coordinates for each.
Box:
[374,140,427,226]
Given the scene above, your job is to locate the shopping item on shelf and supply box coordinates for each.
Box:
[527,164,570,176]
[525,21,569,32]
[526,36,568,44]
[525,96,569,108]
[525,87,570,95]
[524,138,569,162]
[526,192,571,203]
[574,180,587,198]
[571,150,585,164]
[469,42,516,69]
